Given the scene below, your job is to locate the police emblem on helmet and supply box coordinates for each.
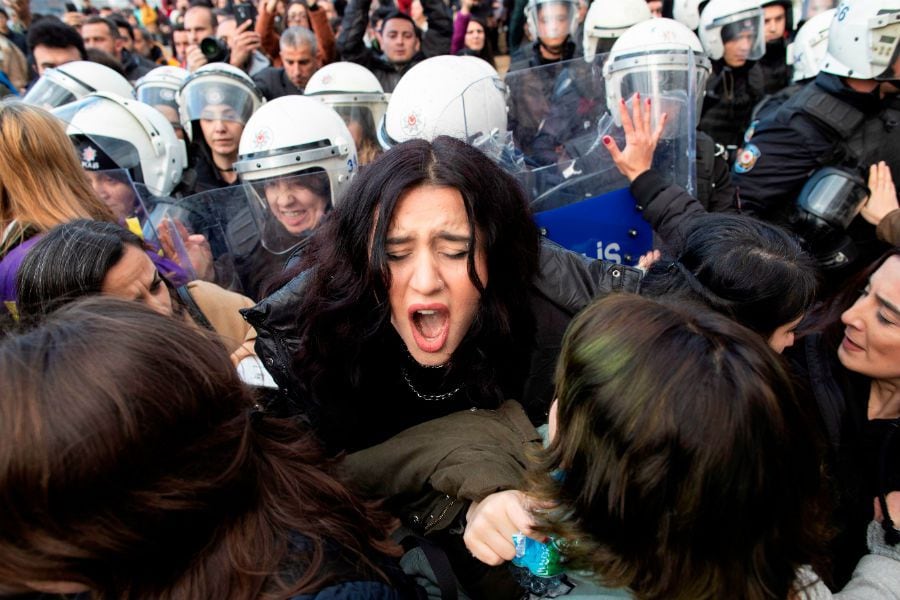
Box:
[205,89,225,104]
[401,110,424,137]
[253,127,273,150]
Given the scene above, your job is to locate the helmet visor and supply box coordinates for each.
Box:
[246,169,334,254]
[137,84,179,111]
[182,80,256,124]
[84,168,145,223]
[533,0,578,43]
[709,8,766,61]
[620,66,703,136]
[333,105,380,153]
[22,74,83,109]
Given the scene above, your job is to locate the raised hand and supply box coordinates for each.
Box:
[602,93,668,183]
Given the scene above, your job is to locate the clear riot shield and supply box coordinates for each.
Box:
[504,49,698,266]
[79,170,191,285]
[174,186,291,301]
[243,168,336,255]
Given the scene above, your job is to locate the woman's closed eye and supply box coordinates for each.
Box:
[150,273,164,293]
[877,312,897,326]
[441,249,469,260]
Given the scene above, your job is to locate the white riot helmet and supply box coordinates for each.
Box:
[525,0,579,46]
[233,96,357,253]
[52,92,188,197]
[821,0,900,81]
[304,62,388,158]
[698,0,766,62]
[177,62,265,143]
[673,0,702,31]
[23,60,134,109]
[135,66,190,136]
[788,8,835,82]
[379,56,508,160]
[582,0,652,62]
[605,18,711,132]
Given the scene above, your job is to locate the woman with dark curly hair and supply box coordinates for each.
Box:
[247,135,637,596]
[249,136,544,454]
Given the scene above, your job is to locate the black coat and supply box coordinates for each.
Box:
[699,59,765,153]
[252,67,302,101]
[731,73,893,284]
[786,333,900,589]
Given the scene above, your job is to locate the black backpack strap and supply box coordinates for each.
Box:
[176,285,214,331]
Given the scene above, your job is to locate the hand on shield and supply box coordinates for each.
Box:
[861,162,898,227]
[158,218,215,283]
[602,93,668,183]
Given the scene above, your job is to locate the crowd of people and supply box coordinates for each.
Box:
[0,0,900,598]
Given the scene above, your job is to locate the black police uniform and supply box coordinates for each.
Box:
[699,58,765,156]
[731,72,896,286]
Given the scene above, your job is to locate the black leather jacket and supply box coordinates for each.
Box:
[242,238,643,424]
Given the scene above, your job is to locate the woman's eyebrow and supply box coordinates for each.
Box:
[434,232,471,243]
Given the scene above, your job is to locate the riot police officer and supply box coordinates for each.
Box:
[697,0,767,157]
[732,0,900,284]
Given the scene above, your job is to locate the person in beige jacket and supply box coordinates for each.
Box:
[0,33,27,94]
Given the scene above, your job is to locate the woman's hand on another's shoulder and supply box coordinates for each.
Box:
[463,490,537,566]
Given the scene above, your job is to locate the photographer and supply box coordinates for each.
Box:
[183,3,218,71]
[216,14,270,76]
[183,3,270,76]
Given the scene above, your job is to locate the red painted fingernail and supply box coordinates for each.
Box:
[602,135,612,145]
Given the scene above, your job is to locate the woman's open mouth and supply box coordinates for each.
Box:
[408,304,450,353]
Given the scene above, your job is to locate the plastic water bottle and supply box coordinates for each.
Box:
[509,533,571,597]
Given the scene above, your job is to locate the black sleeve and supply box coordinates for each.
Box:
[421,0,453,57]
[336,0,375,66]
[632,169,708,247]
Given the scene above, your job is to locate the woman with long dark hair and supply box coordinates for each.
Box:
[525,294,899,599]
[248,135,590,596]
[249,136,543,453]
[451,0,496,68]
[0,297,416,598]
[640,212,819,353]
[790,246,900,587]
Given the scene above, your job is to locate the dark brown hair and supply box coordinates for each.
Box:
[0,297,401,598]
[529,294,831,600]
[280,136,540,451]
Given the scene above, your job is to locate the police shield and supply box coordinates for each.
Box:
[504,49,698,266]
[174,186,307,300]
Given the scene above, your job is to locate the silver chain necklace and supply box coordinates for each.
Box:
[401,368,463,402]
